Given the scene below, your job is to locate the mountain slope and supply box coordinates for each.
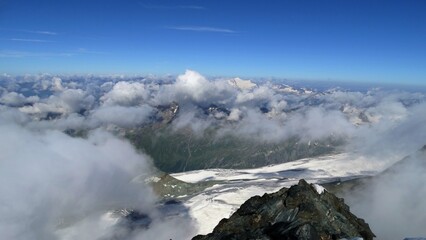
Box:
[126,126,341,173]
[193,179,374,240]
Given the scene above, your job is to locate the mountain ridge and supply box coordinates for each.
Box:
[193,179,374,240]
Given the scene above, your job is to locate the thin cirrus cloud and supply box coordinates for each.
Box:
[22,30,57,35]
[0,48,106,58]
[0,28,58,35]
[166,26,236,33]
[9,38,55,43]
[0,50,74,58]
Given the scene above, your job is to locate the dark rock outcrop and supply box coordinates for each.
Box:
[156,101,179,124]
[193,179,374,240]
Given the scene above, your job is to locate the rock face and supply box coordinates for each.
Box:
[193,179,374,240]
[156,101,179,124]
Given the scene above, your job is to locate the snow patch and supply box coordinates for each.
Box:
[313,184,325,194]
[172,153,386,236]
[144,176,161,183]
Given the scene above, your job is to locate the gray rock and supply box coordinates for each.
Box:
[193,179,374,240]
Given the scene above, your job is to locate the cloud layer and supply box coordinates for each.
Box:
[1,70,425,149]
[1,70,426,239]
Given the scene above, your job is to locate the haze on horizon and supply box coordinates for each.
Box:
[1,0,426,86]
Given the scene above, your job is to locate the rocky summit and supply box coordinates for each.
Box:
[193,179,374,240]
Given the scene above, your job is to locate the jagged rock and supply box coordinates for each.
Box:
[193,179,374,240]
[156,101,179,124]
[147,173,215,199]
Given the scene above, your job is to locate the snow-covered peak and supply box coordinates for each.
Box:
[272,84,299,94]
[228,77,257,90]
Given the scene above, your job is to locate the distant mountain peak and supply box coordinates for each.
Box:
[228,77,257,90]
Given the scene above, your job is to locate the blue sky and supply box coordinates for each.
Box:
[0,0,425,85]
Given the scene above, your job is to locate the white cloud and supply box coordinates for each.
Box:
[51,77,64,92]
[1,70,426,239]
[288,107,355,140]
[2,70,425,146]
[227,108,242,121]
[153,70,236,106]
[175,70,211,102]
[0,91,39,107]
[19,89,94,119]
[101,81,150,106]
[365,97,408,121]
[349,102,426,161]
[346,150,426,239]
[235,85,273,104]
[0,122,157,240]
[92,105,154,128]
[0,106,30,125]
